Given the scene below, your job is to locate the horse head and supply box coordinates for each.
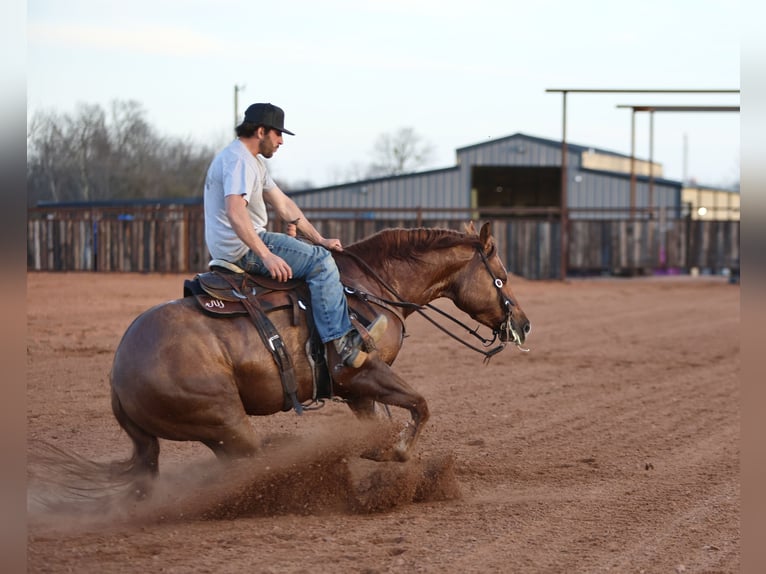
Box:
[453,222,531,349]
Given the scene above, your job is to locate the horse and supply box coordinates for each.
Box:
[109,221,531,494]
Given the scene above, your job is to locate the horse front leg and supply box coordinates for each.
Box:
[336,355,430,462]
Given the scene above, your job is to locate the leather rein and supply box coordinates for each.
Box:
[340,248,512,364]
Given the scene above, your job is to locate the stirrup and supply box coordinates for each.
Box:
[338,315,388,368]
[340,345,368,369]
[355,315,388,350]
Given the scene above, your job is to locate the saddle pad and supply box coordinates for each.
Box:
[194,294,249,316]
[184,277,298,318]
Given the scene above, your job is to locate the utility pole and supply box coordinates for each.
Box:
[234,84,246,130]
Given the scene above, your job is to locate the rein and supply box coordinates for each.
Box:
[341,249,508,363]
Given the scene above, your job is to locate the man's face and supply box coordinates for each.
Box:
[258,128,284,158]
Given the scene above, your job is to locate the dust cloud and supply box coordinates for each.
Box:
[28,418,459,534]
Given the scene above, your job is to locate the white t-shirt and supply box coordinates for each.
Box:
[204,139,277,261]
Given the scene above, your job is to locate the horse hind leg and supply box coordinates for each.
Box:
[200,415,262,461]
[111,389,159,499]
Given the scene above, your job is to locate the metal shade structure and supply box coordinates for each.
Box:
[545,88,739,280]
[616,105,740,217]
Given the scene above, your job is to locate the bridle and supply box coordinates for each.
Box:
[476,247,525,350]
[341,246,524,363]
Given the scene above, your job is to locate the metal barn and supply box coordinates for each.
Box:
[288,132,683,219]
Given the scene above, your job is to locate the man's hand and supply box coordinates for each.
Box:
[320,237,343,252]
[260,252,293,282]
[286,217,300,237]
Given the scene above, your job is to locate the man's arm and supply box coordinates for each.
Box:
[225,194,293,281]
[264,186,343,251]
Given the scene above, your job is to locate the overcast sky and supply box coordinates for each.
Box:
[27,0,740,188]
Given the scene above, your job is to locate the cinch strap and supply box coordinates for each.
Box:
[215,271,303,414]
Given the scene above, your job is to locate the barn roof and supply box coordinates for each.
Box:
[455,132,636,161]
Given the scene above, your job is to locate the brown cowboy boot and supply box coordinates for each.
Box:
[333,315,388,368]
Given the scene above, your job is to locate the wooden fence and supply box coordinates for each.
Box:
[27,205,739,279]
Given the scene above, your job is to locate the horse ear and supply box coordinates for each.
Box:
[464,221,478,235]
[479,222,493,253]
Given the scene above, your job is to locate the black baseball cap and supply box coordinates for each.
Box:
[242,103,295,136]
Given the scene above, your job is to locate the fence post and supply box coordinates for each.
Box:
[184,205,191,273]
[684,202,693,274]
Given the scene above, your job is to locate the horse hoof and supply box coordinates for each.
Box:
[361,446,401,462]
[360,448,387,462]
[360,446,410,463]
[392,448,410,462]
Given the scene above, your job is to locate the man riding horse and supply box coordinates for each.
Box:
[104,104,530,496]
[203,102,387,368]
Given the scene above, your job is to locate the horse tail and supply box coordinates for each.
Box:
[27,392,160,513]
[109,386,160,494]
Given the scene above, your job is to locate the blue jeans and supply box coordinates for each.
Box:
[235,231,353,343]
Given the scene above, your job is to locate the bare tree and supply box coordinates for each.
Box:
[27,110,67,203]
[69,103,109,201]
[27,100,216,205]
[367,127,434,177]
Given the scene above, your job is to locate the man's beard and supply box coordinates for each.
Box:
[259,144,276,158]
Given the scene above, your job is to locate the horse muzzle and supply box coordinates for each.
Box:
[497,313,531,351]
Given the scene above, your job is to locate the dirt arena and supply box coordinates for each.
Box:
[27,271,740,573]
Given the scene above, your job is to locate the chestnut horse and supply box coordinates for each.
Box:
[110,222,530,493]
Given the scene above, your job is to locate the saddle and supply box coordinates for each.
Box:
[183,261,326,415]
[185,267,307,323]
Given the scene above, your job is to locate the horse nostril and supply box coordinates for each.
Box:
[524,322,531,335]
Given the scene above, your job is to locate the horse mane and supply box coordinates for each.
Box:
[345,227,484,268]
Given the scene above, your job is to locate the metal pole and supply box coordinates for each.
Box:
[630,108,636,220]
[234,84,245,131]
[648,110,655,218]
[234,85,238,130]
[628,109,637,273]
[560,91,569,281]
